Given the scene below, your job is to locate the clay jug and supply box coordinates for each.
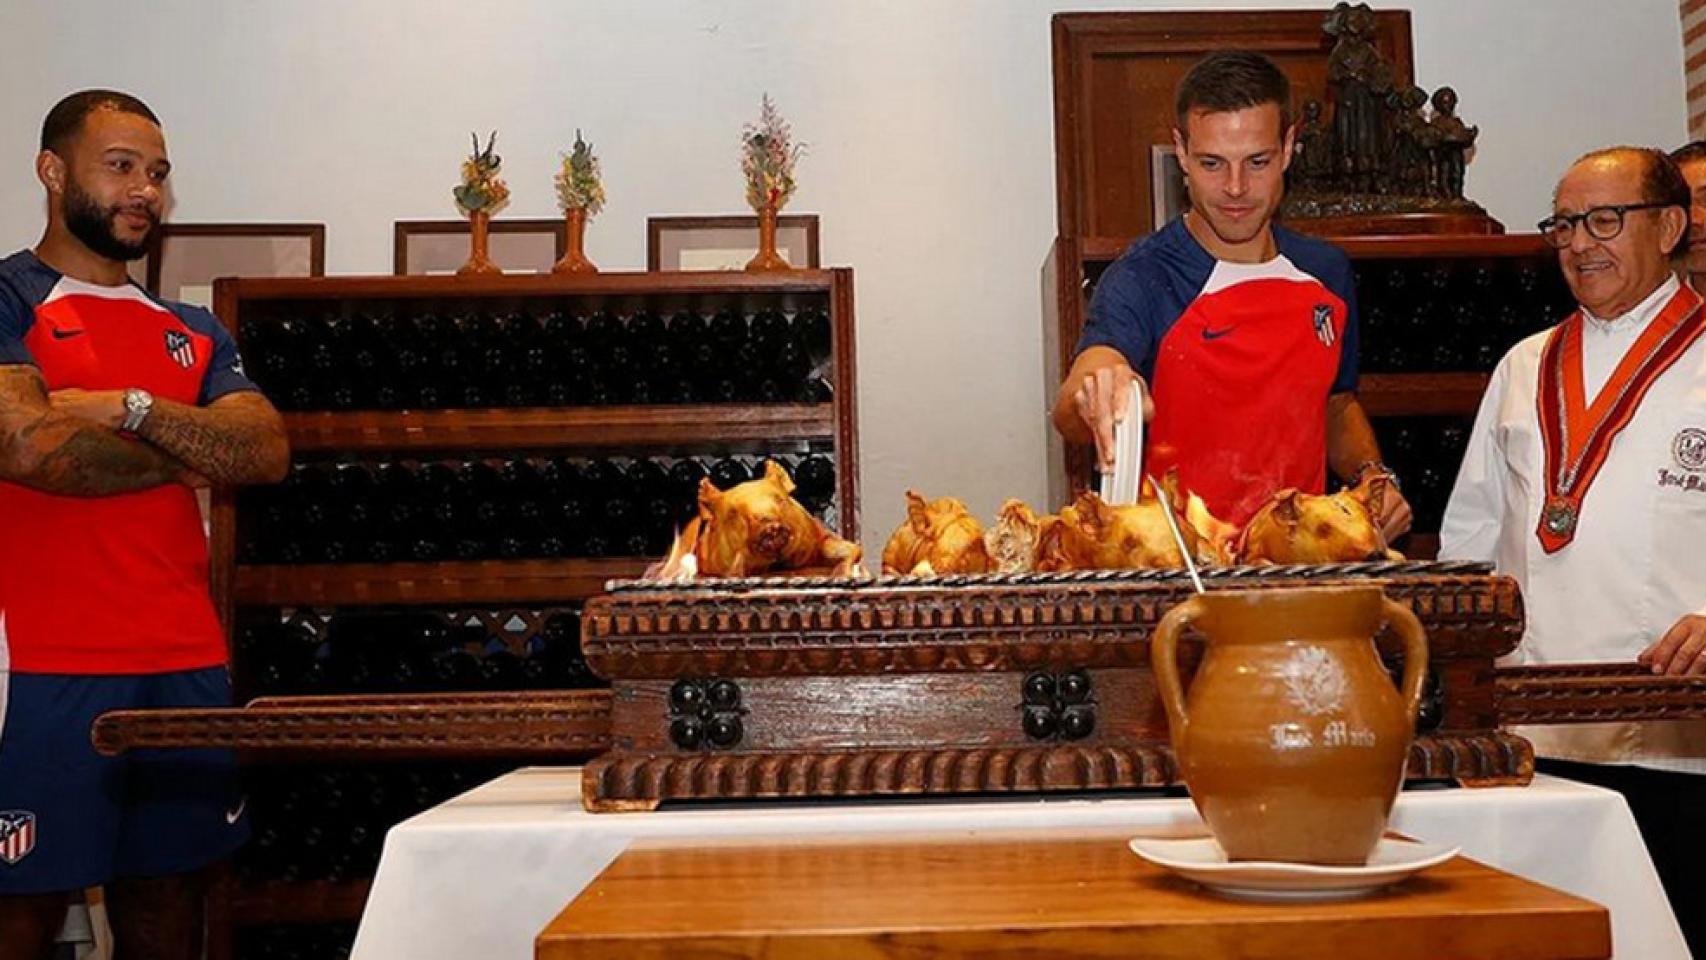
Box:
[1151,585,1427,865]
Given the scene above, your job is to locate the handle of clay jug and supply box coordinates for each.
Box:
[1151,596,1206,743]
[1380,597,1430,729]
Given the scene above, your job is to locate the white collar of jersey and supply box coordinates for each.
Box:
[42,275,169,315]
[1580,273,1679,336]
[1198,254,1312,296]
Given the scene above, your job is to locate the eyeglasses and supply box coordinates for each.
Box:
[1537,202,1674,248]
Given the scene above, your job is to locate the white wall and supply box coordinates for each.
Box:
[0,0,1686,555]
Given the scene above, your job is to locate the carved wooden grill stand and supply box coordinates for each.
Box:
[93,563,1706,811]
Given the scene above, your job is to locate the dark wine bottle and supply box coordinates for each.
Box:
[508,313,544,407]
[586,308,626,401]
[532,458,569,557]
[245,317,300,407]
[451,460,501,560]
[334,314,379,409]
[795,376,833,404]
[328,463,376,562]
[432,646,483,691]
[709,457,751,491]
[540,610,594,687]
[479,644,525,691]
[552,459,593,556]
[592,460,635,549]
[708,307,747,350]
[667,458,709,527]
[749,307,788,355]
[796,306,832,359]
[287,463,333,563]
[498,458,540,558]
[299,313,338,411]
[770,335,811,387]
[794,454,836,512]
[626,458,675,549]
[410,462,456,561]
[439,313,478,407]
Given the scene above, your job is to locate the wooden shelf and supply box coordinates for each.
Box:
[282,404,835,453]
[229,878,371,925]
[234,558,651,607]
[1078,233,1548,267]
[1334,233,1549,260]
[223,269,838,301]
[1358,372,1490,417]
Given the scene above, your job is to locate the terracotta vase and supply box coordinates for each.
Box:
[457,210,501,276]
[1151,585,1427,865]
[745,205,791,272]
[552,207,598,275]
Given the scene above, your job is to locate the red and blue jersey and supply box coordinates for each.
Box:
[1078,218,1358,526]
[0,250,257,675]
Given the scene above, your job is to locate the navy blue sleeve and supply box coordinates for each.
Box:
[0,281,37,367]
[175,304,260,405]
[1329,254,1360,394]
[1077,258,1160,381]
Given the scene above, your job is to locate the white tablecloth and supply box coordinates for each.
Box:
[352,768,1687,960]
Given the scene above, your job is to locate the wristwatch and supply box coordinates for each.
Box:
[1351,459,1400,490]
[120,387,154,434]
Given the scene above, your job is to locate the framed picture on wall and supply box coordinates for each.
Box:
[647,214,820,271]
[393,219,565,275]
[138,223,325,308]
[1149,145,1188,229]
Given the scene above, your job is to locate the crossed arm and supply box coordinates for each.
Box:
[0,365,288,496]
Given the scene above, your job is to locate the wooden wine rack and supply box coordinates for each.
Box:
[203,269,862,956]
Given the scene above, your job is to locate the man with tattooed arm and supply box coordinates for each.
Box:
[0,90,288,960]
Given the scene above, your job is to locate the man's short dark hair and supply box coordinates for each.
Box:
[1175,51,1292,134]
[1566,146,1691,256]
[40,90,160,155]
[1671,140,1706,168]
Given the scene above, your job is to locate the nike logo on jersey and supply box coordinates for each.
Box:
[50,328,84,340]
[226,797,247,825]
[1201,326,1236,340]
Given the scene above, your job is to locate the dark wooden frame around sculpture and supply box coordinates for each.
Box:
[647,215,821,271]
[393,218,567,275]
[131,222,326,298]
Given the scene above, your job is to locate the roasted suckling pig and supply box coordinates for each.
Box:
[882,492,992,576]
[1236,472,1403,564]
[668,460,863,578]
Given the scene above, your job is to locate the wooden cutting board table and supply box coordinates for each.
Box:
[535,827,1610,959]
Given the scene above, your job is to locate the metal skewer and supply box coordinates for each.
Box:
[1149,475,1205,595]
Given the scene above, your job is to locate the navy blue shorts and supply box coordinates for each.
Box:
[0,667,248,894]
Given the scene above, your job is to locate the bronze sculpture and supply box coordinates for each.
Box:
[1282,3,1487,224]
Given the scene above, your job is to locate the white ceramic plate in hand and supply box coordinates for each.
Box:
[1127,835,1460,902]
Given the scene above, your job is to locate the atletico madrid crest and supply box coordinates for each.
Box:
[0,811,36,864]
[1312,304,1336,347]
[164,329,195,369]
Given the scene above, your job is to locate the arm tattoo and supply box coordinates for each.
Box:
[137,391,289,487]
[0,367,183,496]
